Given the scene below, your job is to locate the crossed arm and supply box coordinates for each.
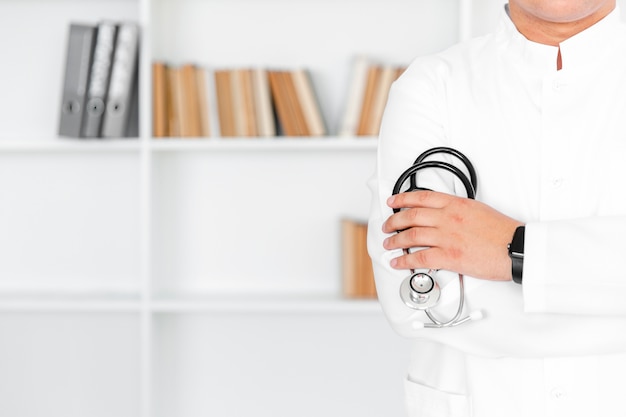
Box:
[381,190,523,282]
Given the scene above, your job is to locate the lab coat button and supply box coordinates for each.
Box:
[551,177,563,188]
[550,388,567,400]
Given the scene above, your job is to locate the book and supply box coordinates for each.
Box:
[356,64,381,136]
[339,56,369,137]
[341,218,377,299]
[240,68,259,136]
[268,69,325,137]
[282,70,308,135]
[82,21,118,138]
[102,22,140,138]
[179,63,202,137]
[291,68,326,136]
[166,66,181,137]
[268,70,298,136]
[366,64,397,136]
[58,23,97,138]
[195,66,211,137]
[200,66,221,137]
[214,69,236,137]
[228,68,254,137]
[251,68,276,137]
[152,61,169,137]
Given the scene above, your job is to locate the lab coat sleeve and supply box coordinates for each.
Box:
[524,216,626,315]
[369,56,626,334]
[367,57,451,338]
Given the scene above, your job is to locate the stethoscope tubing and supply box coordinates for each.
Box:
[412,146,478,193]
[393,160,476,206]
[424,274,468,327]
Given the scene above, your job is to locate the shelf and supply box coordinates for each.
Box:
[150,294,382,314]
[0,138,141,153]
[0,137,377,153]
[0,292,143,312]
[0,292,381,314]
[149,136,378,152]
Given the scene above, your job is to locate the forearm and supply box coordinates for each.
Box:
[524,216,626,315]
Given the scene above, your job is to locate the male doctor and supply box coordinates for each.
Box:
[368,0,626,416]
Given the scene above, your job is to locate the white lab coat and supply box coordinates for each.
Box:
[368,5,626,416]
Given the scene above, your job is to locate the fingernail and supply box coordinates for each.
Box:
[390,258,398,268]
[387,195,395,206]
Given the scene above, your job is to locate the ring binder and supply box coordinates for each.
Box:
[58,24,97,138]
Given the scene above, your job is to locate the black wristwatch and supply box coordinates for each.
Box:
[508,226,525,284]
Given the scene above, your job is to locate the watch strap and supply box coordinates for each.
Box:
[508,226,525,284]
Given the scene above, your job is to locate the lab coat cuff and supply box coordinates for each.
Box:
[521,222,547,312]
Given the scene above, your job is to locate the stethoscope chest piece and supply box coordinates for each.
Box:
[400,270,441,310]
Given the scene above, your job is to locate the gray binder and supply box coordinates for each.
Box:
[102,22,139,138]
[82,21,118,138]
[58,24,97,138]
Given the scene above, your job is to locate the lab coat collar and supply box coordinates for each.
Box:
[497,4,623,74]
[558,5,622,71]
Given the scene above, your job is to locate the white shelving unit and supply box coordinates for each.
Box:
[0,0,505,416]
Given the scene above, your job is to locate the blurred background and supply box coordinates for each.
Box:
[0,0,586,416]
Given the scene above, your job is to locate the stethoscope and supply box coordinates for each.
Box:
[392,147,483,328]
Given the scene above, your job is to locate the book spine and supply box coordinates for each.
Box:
[282,71,308,136]
[82,21,118,138]
[339,56,369,137]
[268,71,293,136]
[251,68,276,137]
[202,67,221,137]
[229,68,246,136]
[292,68,326,137]
[195,66,211,137]
[179,63,202,137]
[342,218,377,299]
[102,22,140,138]
[356,64,381,136]
[238,68,258,137]
[269,70,308,136]
[58,24,97,138]
[215,69,235,137]
[166,66,181,137]
[152,62,169,137]
[367,65,397,137]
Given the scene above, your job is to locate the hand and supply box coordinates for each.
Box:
[382,190,523,281]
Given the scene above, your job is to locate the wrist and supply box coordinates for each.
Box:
[508,225,525,284]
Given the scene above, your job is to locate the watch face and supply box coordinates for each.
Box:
[509,226,525,257]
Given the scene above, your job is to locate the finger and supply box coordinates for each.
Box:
[383,226,441,251]
[390,246,445,271]
[382,206,441,234]
[387,190,451,210]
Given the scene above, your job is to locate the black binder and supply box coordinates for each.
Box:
[58,24,97,138]
[82,21,118,138]
[102,22,140,138]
